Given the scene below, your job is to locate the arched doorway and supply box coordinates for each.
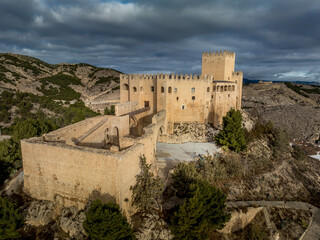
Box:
[111,126,119,146]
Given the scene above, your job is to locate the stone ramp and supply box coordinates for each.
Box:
[74,119,108,144]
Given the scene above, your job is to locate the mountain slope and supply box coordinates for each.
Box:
[0,53,121,101]
[242,82,320,140]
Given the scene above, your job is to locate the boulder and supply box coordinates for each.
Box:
[59,206,87,240]
[25,200,55,226]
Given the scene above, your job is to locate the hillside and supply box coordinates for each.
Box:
[0,53,121,101]
[242,82,320,141]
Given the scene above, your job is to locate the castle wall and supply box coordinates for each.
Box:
[211,83,238,127]
[22,110,166,217]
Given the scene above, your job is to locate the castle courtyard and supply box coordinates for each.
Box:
[156,142,219,162]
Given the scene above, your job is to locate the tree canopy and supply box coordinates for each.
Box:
[170,181,230,240]
[0,197,23,239]
[83,200,135,240]
[215,109,246,152]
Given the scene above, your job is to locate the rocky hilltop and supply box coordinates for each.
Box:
[243,82,320,141]
[0,53,121,101]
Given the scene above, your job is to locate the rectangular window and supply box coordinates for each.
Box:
[144,101,149,107]
[192,96,195,100]
[174,88,177,93]
[176,97,179,100]
[191,87,195,93]
[151,86,154,92]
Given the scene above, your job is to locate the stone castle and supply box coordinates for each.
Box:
[21,50,243,216]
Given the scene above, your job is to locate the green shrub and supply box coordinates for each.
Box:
[271,129,289,158]
[170,181,230,240]
[172,162,202,197]
[83,200,135,240]
[215,109,246,152]
[245,121,274,143]
[0,197,23,239]
[245,221,269,240]
[292,145,308,161]
[104,105,115,115]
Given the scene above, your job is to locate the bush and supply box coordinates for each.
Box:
[271,129,289,158]
[171,162,202,197]
[104,105,115,115]
[245,121,274,143]
[130,156,164,212]
[292,145,308,161]
[83,200,135,240]
[170,181,230,240]
[215,109,246,152]
[0,197,23,239]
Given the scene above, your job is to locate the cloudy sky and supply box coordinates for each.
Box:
[1,0,320,82]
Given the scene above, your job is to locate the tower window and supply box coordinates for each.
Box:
[191,87,195,93]
[174,88,177,93]
[133,87,137,92]
[168,87,172,93]
[211,95,213,99]
[207,87,210,92]
[161,86,164,93]
[151,86,154,92]
[181,105,185,110]
[176,97,179,100]
[192,96,195,100]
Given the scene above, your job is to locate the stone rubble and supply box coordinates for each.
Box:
[159,122,218,143]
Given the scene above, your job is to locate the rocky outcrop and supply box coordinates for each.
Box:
[25,201,55,226]
[159,123,218,143]
[59,206,87,240]
[135,213,173,240]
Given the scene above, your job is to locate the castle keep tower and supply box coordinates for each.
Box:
[202,51,235,81]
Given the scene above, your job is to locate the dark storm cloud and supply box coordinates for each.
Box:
[0,0,319,81]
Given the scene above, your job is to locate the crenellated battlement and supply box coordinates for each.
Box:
[202,50,235,58]
[120,73,214,81]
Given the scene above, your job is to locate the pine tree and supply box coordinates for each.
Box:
[170,181,230,240]
[83,200,135,240]
[130,156,164,212]
[0,197,23,239]
[215,109,246,152]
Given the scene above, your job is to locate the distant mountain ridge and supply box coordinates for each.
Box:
[244,78,320,86]
[0,53,121,101]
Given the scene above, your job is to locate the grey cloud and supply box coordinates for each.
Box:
[0,0,319,81]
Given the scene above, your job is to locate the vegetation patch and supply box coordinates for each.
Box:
[37,73,83,100]
[215,109,247,152]
[83,200,135,240]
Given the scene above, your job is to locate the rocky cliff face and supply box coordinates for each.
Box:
[242,82,320,140]
[0,53,120,101]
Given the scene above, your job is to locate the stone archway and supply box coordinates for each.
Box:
[111,126,119,146]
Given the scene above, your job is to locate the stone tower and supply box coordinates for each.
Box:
[201,50,235,81]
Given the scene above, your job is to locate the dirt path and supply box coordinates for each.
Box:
[227,201,320,240]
